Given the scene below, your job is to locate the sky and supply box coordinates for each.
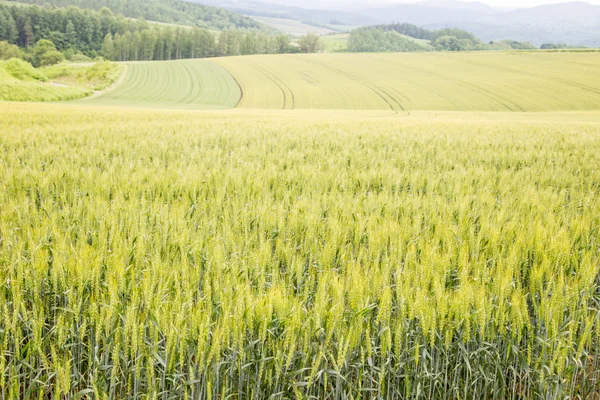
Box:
[266,0,600,9]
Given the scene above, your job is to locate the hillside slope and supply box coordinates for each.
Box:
[214,52,600,111]
[5,0,267,31]
[82,59,241,109]
[68,52,600,112]
[190,0,600,46]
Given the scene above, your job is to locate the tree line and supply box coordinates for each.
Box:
[102,29,299,62]
[0,4,317,63]
[347,23,537,53]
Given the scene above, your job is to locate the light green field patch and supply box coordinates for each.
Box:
[82,59,242,109]
[321,33,349,52]
[215,52,600,112]
[251,16,334,36]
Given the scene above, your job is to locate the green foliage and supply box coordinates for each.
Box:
[348,23,483,53]
[3,57,47,80]
[0,58,120,101]
[489,40,538,50]
[298,32,323,53]
[0,79,88,100]
[432,35,480,51]
[541,42,580,49]
[7,0,265,31]
[39,49,64,66]
[0,40,21,59]
[0,58,94,101]
[360,23,478,43]
[32,39,64,66]
[348,28,427,52]
[0,104,600,398]
[40,60,120,90]
[348,23,542,53]
[68,52,93,62]
[0,4,298,62]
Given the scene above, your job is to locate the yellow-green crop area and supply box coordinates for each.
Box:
[1,101,600,398]
[82,59,241,109]
[215,52,600,111]
[64,52,600,112]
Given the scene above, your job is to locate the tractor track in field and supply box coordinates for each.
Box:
[556,79,600,96]
[222,65,245,108]
[466,55,600,99]
[302,58,404,113]
[440,56,600,109]
[380,57,524,111]
[252,64,295,109]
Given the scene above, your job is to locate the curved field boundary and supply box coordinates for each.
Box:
[81,59,241,109]
[214,52,600,112]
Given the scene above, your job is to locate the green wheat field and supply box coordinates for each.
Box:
[1,51,600,399]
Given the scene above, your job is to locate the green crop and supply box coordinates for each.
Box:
[1,103,599,398]
[82,59,242,109]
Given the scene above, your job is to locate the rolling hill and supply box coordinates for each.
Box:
[355,1,600,46]
[78,52,600,112]
[190,0,600,47]
[82,59,241,109]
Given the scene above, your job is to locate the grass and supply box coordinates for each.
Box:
[214,52,600,111]
[0,59,119,102]
[1,102,599,398]
[8,52,600,111]
[321,33,349,52]
[41,61,122,91]
[82,59,241,109]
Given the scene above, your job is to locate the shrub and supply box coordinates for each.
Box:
[2,58,47,81]
[0,41,22,60]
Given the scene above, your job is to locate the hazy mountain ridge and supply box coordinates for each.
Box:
[359,1,600,45]
[188,0,600,46]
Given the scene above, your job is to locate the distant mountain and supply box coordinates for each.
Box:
[501,1,600,26]
[358,3,492,26]
[418,0,494,13]
[186,0,378,27]
[356,1,600,46]
[188,0,600,46]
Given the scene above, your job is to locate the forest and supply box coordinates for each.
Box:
[6,0,265,31]
[347,23,537,52]
[0,4,302,62]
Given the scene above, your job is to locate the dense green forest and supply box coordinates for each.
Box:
[347,23,537,52]
[0,3,302,62]
[5,0,266,31]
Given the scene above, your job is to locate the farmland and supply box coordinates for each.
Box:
[1,102,600,398]
[216,52,600,111]
[2,48,600,399]
[51,52,600,111]
[82,59,241,109]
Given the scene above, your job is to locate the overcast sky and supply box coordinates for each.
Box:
[267,0,600,9]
